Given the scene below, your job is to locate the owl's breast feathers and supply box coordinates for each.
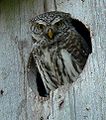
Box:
[31,35,88,93]
[33,29,89,71]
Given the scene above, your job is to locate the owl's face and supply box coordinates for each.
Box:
[30,11,73,45]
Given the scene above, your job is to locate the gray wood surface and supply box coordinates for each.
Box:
[0,0,106,120]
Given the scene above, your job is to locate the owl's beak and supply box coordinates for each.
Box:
[47,28,54,39]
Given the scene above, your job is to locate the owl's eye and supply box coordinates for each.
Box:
[36,23,45,30]
[31,23,45,34]
[55,20,65,29]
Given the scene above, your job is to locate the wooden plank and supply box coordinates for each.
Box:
[0,0,106,120]
[0,0,45,120]
[51,0,106,120]
[44,0,56,11]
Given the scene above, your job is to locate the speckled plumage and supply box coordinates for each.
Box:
[27,11,91,97]
[30,11,69,24]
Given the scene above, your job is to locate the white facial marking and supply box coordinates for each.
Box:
[52,17,62,25]
[36,20,46,26]
[61,49,79,81]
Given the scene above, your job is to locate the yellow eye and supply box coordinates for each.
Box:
[55,20,65,29]
[56,21,61,26]
[36,23,45,30]
[31,23,45,34]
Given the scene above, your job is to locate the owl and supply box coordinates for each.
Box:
[27,11,92,97]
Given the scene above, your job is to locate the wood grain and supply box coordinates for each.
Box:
[0,0,106,120]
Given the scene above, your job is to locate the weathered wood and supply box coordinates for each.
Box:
[0,0,45,120]
[0,0,106,120]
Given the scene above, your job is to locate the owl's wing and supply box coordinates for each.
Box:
[71,18,92,54]
[66,28,91,71]
[27,52,48,97]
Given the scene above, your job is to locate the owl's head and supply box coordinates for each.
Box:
[30,11,72,43]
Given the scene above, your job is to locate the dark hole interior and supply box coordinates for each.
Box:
[0,90,4,95]
[71,18,92,53]
[36,70,48,97]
